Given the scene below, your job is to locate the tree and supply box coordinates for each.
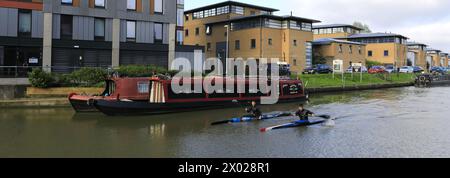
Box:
[353,22,372,33]
[313,52,328,65]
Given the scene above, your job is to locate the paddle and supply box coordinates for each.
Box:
[211,112,293,126]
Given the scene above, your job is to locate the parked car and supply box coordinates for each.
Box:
[346,66,368,73]
[385,65,395,73]
[413,66,425,73]
[399,66,414,73]
[368,66,386,74]
[430,66,447,74]
[302,64,333,74]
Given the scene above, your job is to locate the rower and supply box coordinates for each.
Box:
[294,104,315,122]
[245,101,262,120]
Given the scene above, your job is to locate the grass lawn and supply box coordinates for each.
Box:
[294,73,417,88]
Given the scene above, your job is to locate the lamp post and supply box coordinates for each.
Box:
[224,24,229,76]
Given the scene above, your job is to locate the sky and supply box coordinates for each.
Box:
[186,0,450,53]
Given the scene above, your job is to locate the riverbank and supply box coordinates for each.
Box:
[0,97,69,108]
[299,73,416,89]
[299,73,417,94]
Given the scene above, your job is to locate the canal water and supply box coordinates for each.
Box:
[1,86,450,158]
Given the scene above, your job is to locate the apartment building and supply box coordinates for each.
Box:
[313,24,362,40]
[343,33,409,67]
[183,1,320,73]
[312,38,366,70]
[440,53,448,67]
[407,42,427,68]
[426,48,441,68]
[0,0,201,75]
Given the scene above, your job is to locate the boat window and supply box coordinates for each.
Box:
[282,84,302,96]
[138,82,150,94]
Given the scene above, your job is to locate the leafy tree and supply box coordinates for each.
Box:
[313,52,329,65]
[353,22,372,33]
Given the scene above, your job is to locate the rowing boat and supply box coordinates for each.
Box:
[211,112,293,125]
[260,116,330,132]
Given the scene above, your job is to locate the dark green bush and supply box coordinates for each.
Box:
[28,68,54,88]
[68,68,108,87]
[115,65,168,77]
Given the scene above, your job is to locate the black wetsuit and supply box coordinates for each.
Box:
[295,109,314,121]
[246,106,262,118]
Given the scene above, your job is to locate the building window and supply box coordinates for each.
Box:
[305,42,312,68]
[207,43,211,51]
[235,40,240,50]
[231,6,244,15]
[126,21,136,42]
[95,0,106,8]
[94,18,105,41]
[185,15,189,21]
[268,38,272,45]
[250,11,256,15]
[349,45,353,54]
[293,40,297,46]
[216,6,229,15]
[206,26,212,35]
[154,23,163,43]
[185,29,189,37]
[338,44,343,53]
[358,46,362,54]
[251,39,256,49]
[384,50,389,56]
[195,27,199,36]
[127,0,136,11]
[293,59,297,66]
[176,30,183,45]
[177,8,184,26]
[154,0,163,14]
[60,15,73,40]
[368,50,373,57]
[61,0,73,5]
[18,10,32,38]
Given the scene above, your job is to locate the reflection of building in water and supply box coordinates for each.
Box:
[149,124,166,138]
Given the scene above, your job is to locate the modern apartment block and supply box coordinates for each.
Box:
[183,1,320,73]
[312,38,366,70]
[426,48,441,68]
[440,53,448,67]
[343,33,409,67]
[313,24,362,40]
[407,42,427,68]
[0,0,201,75]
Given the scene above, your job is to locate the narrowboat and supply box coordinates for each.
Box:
[68,77,154,112]
[93,77,308,116]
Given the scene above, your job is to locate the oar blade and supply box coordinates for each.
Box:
[211,120,231,126]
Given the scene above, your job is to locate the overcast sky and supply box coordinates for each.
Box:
[186,0,450,53]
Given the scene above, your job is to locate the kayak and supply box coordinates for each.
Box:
[260,119,327,132]
[211,112,293,126]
